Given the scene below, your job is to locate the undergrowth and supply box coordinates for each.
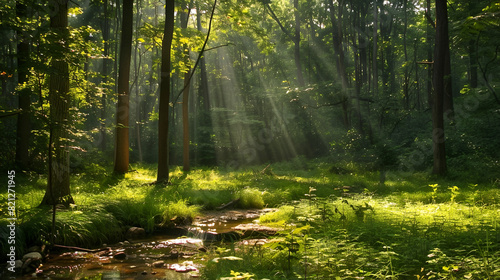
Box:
[203,185,500,279]
[0,159,499,279]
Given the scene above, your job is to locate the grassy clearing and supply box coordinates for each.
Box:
[1,159,499,279]
[203,194,500,279]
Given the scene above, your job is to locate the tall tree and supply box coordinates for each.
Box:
[196,3,215,166]
[293,0,305,86]
[328,0,350,127]
[181,1,192,172]
[157,0,175,183]
[41,0,74,206]
[113,0,133,174]
[431,0,449,175]
[263,1,304,86]
[15,0,30,169]
[372,0,378,95]
[100,0,110,152]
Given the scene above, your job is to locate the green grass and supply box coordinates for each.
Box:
[204,195,499,279]
[1,159,499,279]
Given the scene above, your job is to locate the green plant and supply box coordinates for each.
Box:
[429,183,439,203]
[448,186,460,203]
[238,187,265,209]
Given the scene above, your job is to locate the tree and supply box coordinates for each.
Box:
[293,0,305,86]
[431,0,449,176]
[113,0,133,174]
[41,0,74,206]
[15,0,30,169]
[181,1,193,172]
[157,0,175,183]
[100,0,111,152]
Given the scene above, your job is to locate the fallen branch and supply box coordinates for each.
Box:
[53,244,110,253]
[216,198,240,210]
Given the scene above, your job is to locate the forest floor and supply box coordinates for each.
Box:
[1,158,499,279]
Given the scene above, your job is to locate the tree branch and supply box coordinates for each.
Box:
[173,0,217,105]
[264,4,295,42]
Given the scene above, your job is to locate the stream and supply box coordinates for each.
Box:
[11,209,277,280]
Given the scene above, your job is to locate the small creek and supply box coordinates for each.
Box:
[13,209,277,280]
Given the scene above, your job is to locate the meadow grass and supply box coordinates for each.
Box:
[1,159,499,279]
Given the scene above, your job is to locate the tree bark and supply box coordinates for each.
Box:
[431,0,448,176]
[372,0,378,95]
[41,0,74,206]
[196,4,215,166]
[157,0,175,183]
[113,0,133,174]
[426,0,433,108]
[100,0,110,152]
[180,2,192,172]
[328,0,350,127]
[15,1,30,170]
[294,0,305,87]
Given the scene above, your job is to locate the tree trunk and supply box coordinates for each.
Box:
[134,0,143,162]
[372,0,378,95]
[196,4,215,166]
[403,0,410,109]
[294,0,305,87]
[329,0,350,127]
[15,1,30,170]
[182,71,191,172]
[100,0,110,152]
[431,0,448,176]
[181,2,192,172]
[41,0,74,206]
[157,0,175,183]
[113,0,133,174]
[426,0,433,108]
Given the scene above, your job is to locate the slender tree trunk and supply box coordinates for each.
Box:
[180,3,192,172]
[426,0,433,108]
[182,71,191,171]
[403,0,410,109]
[196,4,214,166]
[157,0,175,183]
[414,38,421,110]
[113,0,133,174]
[100,0,110,152]
[294,0,305,87]
[467,2,478,88]
[372,0,378,95]
[15,1,30,169]
[443,41,453,119]
[329,0,350,127]
[41,0,74,206]
[432,0,448,176]
[134,0,143,162]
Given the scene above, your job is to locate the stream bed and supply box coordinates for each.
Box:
[11,209,278,280]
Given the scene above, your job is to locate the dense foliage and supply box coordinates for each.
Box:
[0,0,499,278]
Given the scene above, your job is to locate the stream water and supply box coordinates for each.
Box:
[11,210,274,280]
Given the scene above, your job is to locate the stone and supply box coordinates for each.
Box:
[152,261,165,268]
[21,257,41,274]
[113,252,127,260]
[22,252,42,262]
[126,227,146,239]
[14,260,23,269]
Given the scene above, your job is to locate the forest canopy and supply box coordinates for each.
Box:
[1,0,500,279]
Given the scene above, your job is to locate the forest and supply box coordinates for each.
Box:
[0,0,499,279]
